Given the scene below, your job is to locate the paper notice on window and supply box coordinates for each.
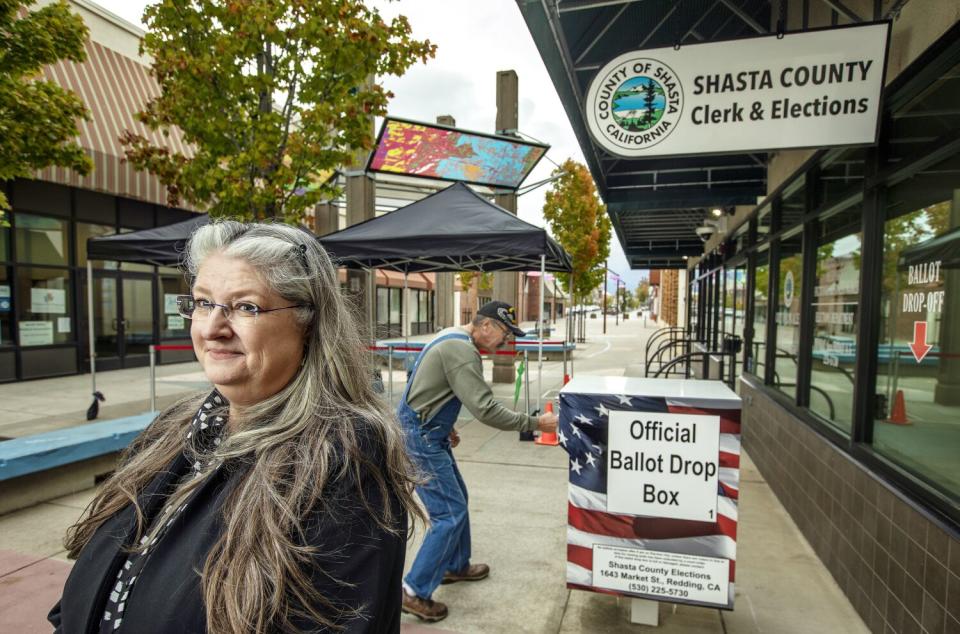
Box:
[167,315,185,330]
[164,293,180,315]
[0,285,10,312]
[57,317,71,333]
[19,321,54,346]
[31,288,66,314]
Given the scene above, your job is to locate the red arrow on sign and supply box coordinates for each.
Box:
[909,321,932,363]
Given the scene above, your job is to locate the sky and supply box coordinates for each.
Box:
[92,0,644,289]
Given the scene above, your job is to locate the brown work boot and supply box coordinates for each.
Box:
[401,589,448,622]
[442,563,490,584]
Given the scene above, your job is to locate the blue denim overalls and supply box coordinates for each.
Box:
[398,331,473,599]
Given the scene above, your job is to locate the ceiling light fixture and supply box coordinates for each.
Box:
[710,207,723,218]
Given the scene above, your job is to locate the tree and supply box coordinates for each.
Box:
[542,159,612,306]
[0,0,91,222]
[458,270,492,319]
[635,279,650,305]
[642,79,657,125]
[122,1,435,223]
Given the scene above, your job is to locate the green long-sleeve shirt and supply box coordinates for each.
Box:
[404,327,538,432]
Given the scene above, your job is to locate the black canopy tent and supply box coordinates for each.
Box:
[319,182,572,273]
[82,182,574,416]
[83,213,210,417]
[319,182,574,413]
[86,213,210,266]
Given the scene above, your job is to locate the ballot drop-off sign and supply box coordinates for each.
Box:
[607,411,720,522]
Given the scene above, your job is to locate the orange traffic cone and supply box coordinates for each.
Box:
[887,390,911,425]
[536,401,560,446]
[563,374,571,385]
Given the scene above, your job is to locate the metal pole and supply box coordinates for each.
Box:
[538,255,545,415]
[603,263,608,334]
[403,271,409,347]
[149,344,156,412]
[616,280,621,326]
[87,261,96,393]
[569,273,576,376]
[387,344,393,404]
[563,342,568,382]
[524,349,530,415]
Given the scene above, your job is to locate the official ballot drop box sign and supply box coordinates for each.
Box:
[559,376,741,609]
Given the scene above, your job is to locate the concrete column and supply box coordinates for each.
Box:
[434,114,457,331]
[491,70,520,384]
[312,202,340,236]
[345,93,376,341]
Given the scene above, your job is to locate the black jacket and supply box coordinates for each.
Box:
[49,450,406,633]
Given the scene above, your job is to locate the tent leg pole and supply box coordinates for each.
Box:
[388,344,393,405]
[524,350,530,416]
[569,274,575,378]
[403,272,408,346]
[149,345,157,412]
[87,261,96,394]
[538,255,544,415]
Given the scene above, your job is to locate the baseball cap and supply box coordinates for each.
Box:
[477,301,526,337]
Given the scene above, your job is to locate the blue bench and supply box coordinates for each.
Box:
[0,412,156,482]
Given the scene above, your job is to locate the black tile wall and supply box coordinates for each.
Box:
[741,381,959,634]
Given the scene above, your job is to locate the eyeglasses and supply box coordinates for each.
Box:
[176,295,309,324]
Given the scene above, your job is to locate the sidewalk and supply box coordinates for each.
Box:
[0,316,869,632]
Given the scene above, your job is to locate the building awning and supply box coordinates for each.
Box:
[517,1,770,269]
[35,39,191,207]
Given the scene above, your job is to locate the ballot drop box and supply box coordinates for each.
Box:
[559,376,741,610]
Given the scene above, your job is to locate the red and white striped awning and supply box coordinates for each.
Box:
[35,39,192,207]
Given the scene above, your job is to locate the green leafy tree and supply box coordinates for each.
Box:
[122,0,435,223]
[635,279,650,304]
[0,0,91,222]
[542,159,612,306]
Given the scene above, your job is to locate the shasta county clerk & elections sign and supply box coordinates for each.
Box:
[584,22,889,158]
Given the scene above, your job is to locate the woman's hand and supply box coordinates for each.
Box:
[449,429,461,448]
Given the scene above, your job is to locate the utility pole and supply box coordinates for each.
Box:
[492,69,519,383]
[615,280,621,326]
[434,114,457,330]
[603,262,608,334]
[345,77,376,341]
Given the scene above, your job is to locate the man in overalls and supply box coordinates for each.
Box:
[399,301,559,622]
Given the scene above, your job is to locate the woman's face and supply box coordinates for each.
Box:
[191,253,307,410]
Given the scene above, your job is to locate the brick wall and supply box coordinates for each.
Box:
[660,269,679,326]
[740,377,960,634]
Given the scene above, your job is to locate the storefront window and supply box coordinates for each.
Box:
[757,203,773,241]
[0,226,9,261]
[16,267,72,346]
[774,232,802,398]
[689,279,699,336]
[820,147,866,208]
[781,176,806,231]
[0,267,11,347]
[748,250,769,375]
[810,206,862,433]
[77,223,118,269]
[875,161,960,500]
[723,268,735,338]
[15,213,68,266]
[159,277,190,338]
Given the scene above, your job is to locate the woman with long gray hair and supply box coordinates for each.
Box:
[50,220,421,633]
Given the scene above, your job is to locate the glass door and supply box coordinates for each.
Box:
[81,272,122,372]
[120,275,155,367]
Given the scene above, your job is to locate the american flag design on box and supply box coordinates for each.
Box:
[558,377,740,609]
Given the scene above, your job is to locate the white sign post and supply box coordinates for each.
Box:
[585,23,889,158]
